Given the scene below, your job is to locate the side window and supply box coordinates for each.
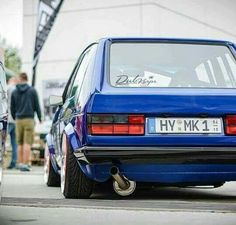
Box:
[68,48,94,99]
[77,44,98,105]
[63,65,80,100]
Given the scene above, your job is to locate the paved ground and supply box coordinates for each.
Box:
[1,166,236,225]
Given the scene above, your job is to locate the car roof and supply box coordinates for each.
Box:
[99,37,234,45]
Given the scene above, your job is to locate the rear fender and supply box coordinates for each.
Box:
[64,123,95,180]
[45,134,59,174]
[46,134,55,154]
[64,123,81,151]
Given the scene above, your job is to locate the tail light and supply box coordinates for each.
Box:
[88,114,145,135]
[225,115,236,135]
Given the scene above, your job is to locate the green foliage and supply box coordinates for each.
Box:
[0,36,22,76]
[4,47,22,74]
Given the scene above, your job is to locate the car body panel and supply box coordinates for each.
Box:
[86,163,236,183]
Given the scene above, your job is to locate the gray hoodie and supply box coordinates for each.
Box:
[11,83,42,122]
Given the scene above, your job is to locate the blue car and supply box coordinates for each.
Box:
[44,38,236,198]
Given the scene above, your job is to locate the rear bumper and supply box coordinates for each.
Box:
[74,146,236,164]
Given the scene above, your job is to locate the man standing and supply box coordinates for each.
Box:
[7,77,18,169]
[11,73,42,171]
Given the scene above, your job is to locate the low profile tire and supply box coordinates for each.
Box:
[44,144,60,187]
[61,134,94,199]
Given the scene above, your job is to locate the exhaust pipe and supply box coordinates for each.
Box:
[110,166,130,190]
[110,166,136,196]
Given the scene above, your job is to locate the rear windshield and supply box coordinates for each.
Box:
[109,43,236,88]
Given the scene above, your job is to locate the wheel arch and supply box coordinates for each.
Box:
[45,133,59,174]
[63,123,95,180]
[64,123,81,151]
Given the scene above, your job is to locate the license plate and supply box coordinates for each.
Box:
[148,118,222,134]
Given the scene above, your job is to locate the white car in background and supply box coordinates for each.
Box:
[0,60,7,193]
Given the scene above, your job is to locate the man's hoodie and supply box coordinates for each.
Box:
[11,83,41,122]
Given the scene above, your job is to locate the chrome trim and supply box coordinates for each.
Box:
[74,146,236,154]
[73,150,89,163]
[73,146,236,164]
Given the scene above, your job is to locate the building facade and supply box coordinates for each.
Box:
[22,0,236,110]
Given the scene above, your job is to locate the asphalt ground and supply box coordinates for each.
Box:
[1,166,236,225]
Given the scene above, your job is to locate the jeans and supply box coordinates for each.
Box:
[8,123,17,167]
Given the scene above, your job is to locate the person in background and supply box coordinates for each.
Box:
[11,73,42,171]
[7,77,18,169]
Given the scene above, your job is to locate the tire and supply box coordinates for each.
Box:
[61,134,94,199]
[44,144,60,187]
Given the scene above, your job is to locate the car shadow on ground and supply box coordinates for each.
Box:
[91,180,236,201]
[2,181,236,212]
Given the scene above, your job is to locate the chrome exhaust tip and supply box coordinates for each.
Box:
[110,166,136,196]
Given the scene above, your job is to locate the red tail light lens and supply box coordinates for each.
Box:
[226,126,236,135]
[88,114,145,135]
[113,124,129,134]
[225,115,236,135]
[129,125,144,135]
[90,124,113,134]
[128,115,145,124]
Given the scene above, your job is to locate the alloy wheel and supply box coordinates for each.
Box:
[43,144,50,184]
[60,134,67,194]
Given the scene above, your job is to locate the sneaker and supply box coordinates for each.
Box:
[7,164,16,169]
[16,163,23,170]
[20,164,32,172]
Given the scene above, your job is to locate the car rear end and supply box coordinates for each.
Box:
[80,39,236,188]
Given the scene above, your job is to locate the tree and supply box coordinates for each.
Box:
[0,36,22,79]
[4,47,22,75]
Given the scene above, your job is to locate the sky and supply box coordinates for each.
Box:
[0,0,23,47]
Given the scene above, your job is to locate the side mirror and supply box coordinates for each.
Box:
[49,95,63,106]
